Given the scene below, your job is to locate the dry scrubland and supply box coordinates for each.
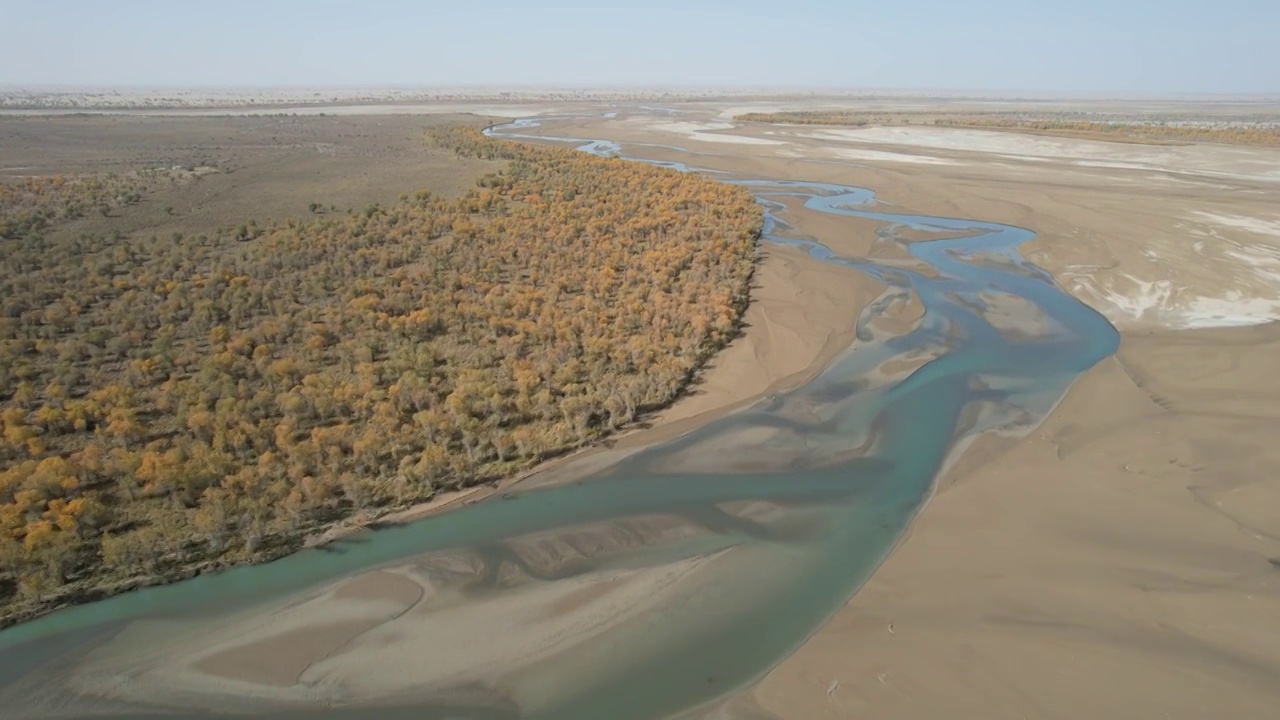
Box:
[0,115,761,626]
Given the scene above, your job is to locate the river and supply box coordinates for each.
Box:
[0,112,1119,719]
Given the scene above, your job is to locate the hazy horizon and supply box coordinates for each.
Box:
[3,0,1278,94]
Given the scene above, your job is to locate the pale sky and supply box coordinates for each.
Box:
[2,0,1277,93]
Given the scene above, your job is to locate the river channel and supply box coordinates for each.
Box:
[0,112,1119,720]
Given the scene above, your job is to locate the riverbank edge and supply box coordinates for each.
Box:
[0,216,793,632]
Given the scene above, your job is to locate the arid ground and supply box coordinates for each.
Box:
[3,96,1279,719]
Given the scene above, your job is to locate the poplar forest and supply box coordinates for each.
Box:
[0,126,763,625]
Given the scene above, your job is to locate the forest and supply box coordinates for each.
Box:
[0,126,763,625]
[738,110,1280,146]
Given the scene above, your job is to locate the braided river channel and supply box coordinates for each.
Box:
[0,113,1118,719]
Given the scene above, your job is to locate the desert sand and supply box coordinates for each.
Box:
[4,100,1279,719]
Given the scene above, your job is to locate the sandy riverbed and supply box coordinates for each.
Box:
[542,107,1280,719]
[649,107,1280,720]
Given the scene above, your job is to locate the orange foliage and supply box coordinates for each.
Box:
[0,125,762,623]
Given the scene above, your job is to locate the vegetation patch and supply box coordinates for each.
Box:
[0,127,762,626]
